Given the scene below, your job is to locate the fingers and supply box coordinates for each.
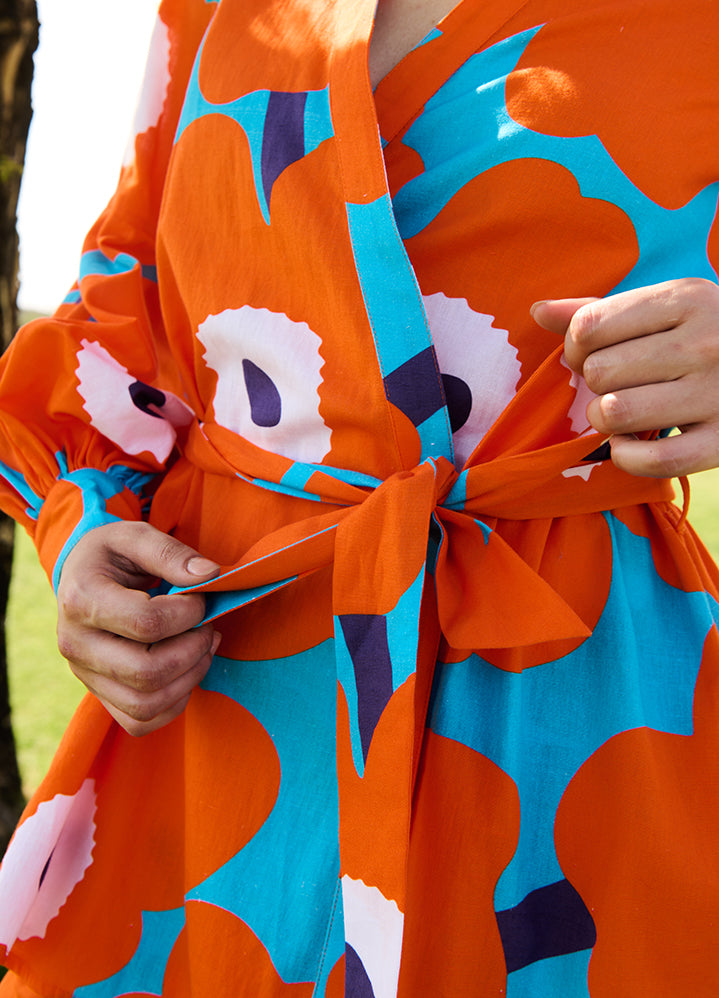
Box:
[59,619,218,699]
[58,520,221,642]
[578,327,687,396]
[65,624,222,737]
[99,695,195,738]
[77,519,221,589]
[608,428,719,478]
[60,576,207,643]
[530,297,598,338]
[585,378,713,438]
[532,279,719,375]
[56,520,224,736]
[531,278,719,477]
[585,364,719,476]
[563,285,681,374]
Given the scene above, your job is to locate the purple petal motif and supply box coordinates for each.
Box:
[345,944,376,997]
[261,90,307,209]
[339,614,394,763]
[440,372,472,433]
[496,878,597,973]
[242,359,282,427]
[383,346,446,427]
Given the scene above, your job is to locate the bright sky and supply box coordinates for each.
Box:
[17,0,158,314]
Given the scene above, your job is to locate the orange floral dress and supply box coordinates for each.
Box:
[1,1,719,995]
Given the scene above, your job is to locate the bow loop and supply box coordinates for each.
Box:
[434,507,591,657]
[333,457,456,616]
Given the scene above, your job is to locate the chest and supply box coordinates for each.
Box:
[369,0,458,86]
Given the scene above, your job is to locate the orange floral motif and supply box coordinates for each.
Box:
[506,3,719,209]
[1,1,719,994]
[398,731,519,996]
[555,626,719,995]
[158,112,399,479]
[163,901,314,996]
[10,689,279,989]
[404,157,639,383]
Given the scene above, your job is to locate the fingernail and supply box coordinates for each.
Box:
[530,299,552,317]
[211,630,222,655]
[187,556,220,577]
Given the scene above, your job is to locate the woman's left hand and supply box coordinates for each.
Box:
[531,278,719,477]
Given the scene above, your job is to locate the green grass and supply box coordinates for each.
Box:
[682,466,719,558]
[5,471,719,797]
[7,528,84,797]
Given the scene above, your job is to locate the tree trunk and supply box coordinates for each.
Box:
[0,0,38,857]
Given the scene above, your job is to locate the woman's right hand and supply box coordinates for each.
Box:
[56,520,221,736]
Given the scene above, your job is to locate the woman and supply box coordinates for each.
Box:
[1,0,719,993]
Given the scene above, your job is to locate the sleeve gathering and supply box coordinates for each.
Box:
[0,0,215,586]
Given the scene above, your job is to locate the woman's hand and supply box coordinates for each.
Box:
[531,278,719,477]
[56,520,221,736]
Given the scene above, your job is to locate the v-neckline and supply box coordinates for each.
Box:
[373,0,533,145]
[369,0,466,92]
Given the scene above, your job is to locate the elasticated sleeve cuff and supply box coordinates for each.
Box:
[34,464,155,592]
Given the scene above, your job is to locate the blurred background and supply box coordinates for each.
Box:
[18,0,157,315]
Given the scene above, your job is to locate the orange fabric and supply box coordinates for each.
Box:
[0,1,718,995]
[555,626,719,994]
[0,973,46,998]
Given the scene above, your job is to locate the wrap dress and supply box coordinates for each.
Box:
[2,0,719,994]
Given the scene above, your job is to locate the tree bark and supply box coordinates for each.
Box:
[0,0,38,857]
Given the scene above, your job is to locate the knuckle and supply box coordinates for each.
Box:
[123,694,162,724]
[123,717,153,738]
[56,626,79,664]
[679,276,715,303]
[581,352,607,393]
[122,693,190,736]
[126,661,165,693]
[154,649,185,683]
[665,277,718,324]
[689,329,719,368]
[156,535,186,572]
[569,302,599,348]
[57,580,90,625]
[131,606,167,644]
[596,392,629,432]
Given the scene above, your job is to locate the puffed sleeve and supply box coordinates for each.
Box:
[0,0,215,589]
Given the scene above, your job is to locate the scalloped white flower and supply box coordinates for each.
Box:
[197,306,331,463]
[76,339,192,462]
[559,353,604,479]
[423,292,521,466]
[560,352,597,436]
[341,875,404,998]
[0,780,97,950]
[122,14,172,167]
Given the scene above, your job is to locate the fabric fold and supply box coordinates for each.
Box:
[174,420,674,662]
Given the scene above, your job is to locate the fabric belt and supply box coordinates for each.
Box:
[177,418,674,652]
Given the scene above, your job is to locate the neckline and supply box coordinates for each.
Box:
[373,0,533,145]
[370,0,466,92]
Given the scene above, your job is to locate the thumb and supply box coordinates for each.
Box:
[530,297,599,334]
[98,521,221,588]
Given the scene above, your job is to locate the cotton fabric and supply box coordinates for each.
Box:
[1,0,719,995]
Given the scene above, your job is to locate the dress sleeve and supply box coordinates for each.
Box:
[0,0,214,589]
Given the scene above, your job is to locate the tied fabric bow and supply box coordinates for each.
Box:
[178,416,673,655]
[169,419,673,996]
